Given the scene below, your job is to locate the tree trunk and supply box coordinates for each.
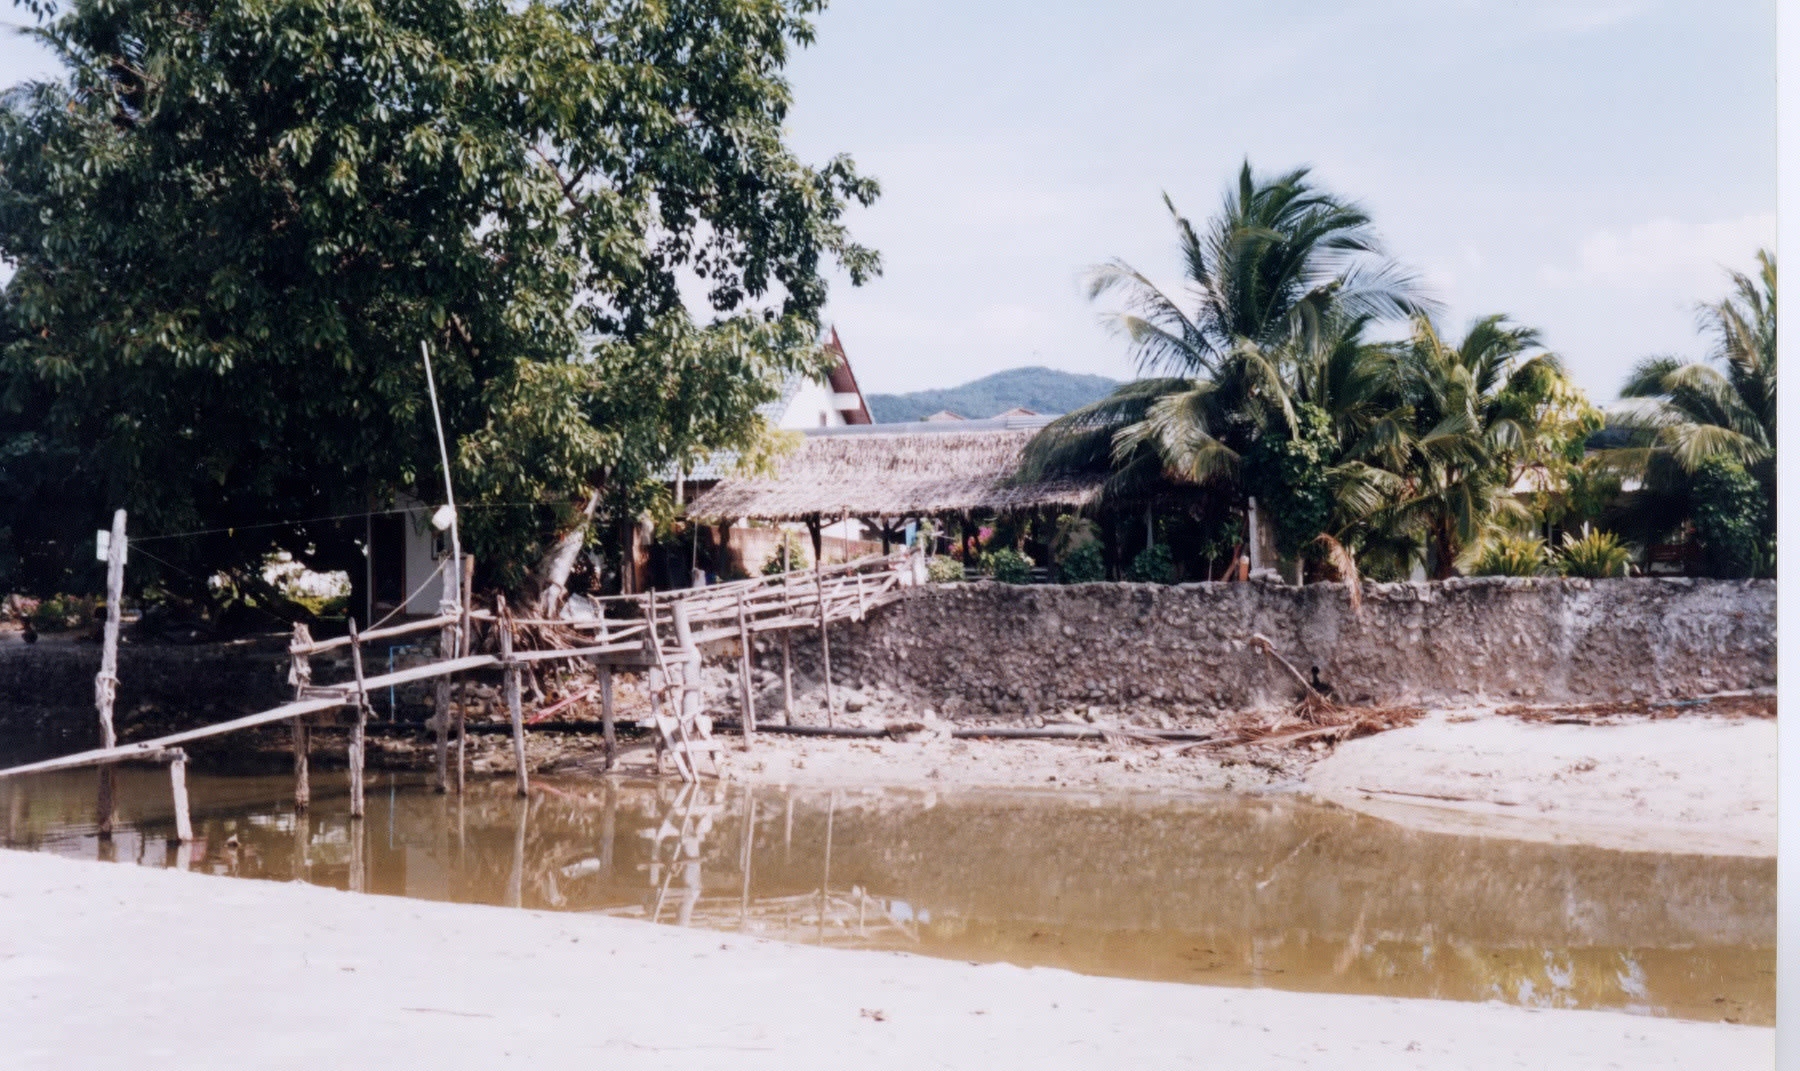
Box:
[533,489,601,616]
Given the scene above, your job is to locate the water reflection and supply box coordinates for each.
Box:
[0,768,1772,1024]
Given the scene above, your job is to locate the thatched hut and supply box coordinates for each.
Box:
[684,421,1105,567]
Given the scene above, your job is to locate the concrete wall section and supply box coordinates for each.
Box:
[768,577,1774,718]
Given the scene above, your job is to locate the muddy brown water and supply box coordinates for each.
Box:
[0,767,1772,1025]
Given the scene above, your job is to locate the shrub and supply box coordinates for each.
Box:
[1057,542,1106,584]
[925,555,965,583]
[760,532,809,576]
[1691,455,1767,578]
[29,593,96,632]
[1128,543,1176,584]
[980,547,1034,584]
[1554,529,1631,578]
[1471,534,1549,577]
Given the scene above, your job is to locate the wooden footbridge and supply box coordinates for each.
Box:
[0,526,925,843]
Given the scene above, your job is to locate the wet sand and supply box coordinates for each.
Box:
[1303,707,1776,857]
[0,849,1772,1070]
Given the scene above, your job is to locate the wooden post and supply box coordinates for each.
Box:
[780,550,794,725]
[95,508,126,837]
[781,631,794,726]
[168,749,193,844]
[816,556,834,727]
[499,596,528,798]
[599,663,616,770]
[456,553,473,795]
[736,591,756,743]
[289,623,313,812]
[347,619,369,820]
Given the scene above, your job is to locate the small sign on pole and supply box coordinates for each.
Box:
[95,530,127,564]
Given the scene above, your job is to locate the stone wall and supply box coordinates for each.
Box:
[761,577,1775,719]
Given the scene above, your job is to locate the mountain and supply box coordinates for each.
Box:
[866,367,1120,423]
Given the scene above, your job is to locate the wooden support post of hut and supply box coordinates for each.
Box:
[498,595,529,797]
[735,590,756,744]
[94,508,126,837]
[347,619,369,820]
[288,622,313,811]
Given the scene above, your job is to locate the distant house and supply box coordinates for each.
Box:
[684,413,1104,576]
[922,409,966,422]
[994,406,1039,418]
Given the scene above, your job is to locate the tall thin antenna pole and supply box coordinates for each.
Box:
[421,340,462,611]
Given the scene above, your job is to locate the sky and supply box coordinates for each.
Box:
[779,0,1776,400]
[0,0,1775,402]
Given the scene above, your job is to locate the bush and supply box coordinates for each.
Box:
[1128,543,1176,584]
[29,593,97,632]
[1691,456,1767,578]
[1471,534,1549,577]
[1057,542,1106,584]
[925,555,965,583]
[760,532,809,576]
[980,547,1034,584]
[1554,529,1631,578]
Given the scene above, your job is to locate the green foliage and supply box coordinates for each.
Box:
[0,0,877,602]
[1609,251,1775,575]
[29,593,97,632]
[867,367,1119,423]
[926,554,966,583]
[1471,535,1549,577]
[1057,542,1106,584]
[1553,530,1631,579]
[1128,543,1176,584]
[1244,403,1335,560]
[760,531,809,576]
[1691,456,1768,578]
[980,547,1034,584]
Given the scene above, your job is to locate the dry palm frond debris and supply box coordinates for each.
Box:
[1498,692,1774,724]
[1184,705,1423,755]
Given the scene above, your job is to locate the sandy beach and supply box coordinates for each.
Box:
[0,849,1773,1070]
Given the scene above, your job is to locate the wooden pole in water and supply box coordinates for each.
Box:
[736,590,756,744]
[456,553,474,794]
[498,595,528,797]
[288,623,312,812]
[94,508,126,837]
[599,662,616,770]
[347,619,369,820]
[167,748,193,844]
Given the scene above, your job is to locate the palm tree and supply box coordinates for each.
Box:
[1375,315,1585,578]
[1021,161,1427,511]
[1608,251,1775,569]
[1614,250,1775,473]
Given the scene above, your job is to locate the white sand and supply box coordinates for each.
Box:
[0,849,1771,1070]
[1305,710,1776,856]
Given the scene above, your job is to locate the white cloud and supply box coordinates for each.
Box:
[1539,213,1775,294]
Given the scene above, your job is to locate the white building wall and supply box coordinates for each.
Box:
[398,498,449,615]
[777,379,847,430]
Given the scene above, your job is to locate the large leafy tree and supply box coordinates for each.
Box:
[0,0,876,612]
[1609,250,1775,574]
[1021,162,1426,568]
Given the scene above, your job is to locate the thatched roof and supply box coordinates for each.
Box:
[683,428,1104,521]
